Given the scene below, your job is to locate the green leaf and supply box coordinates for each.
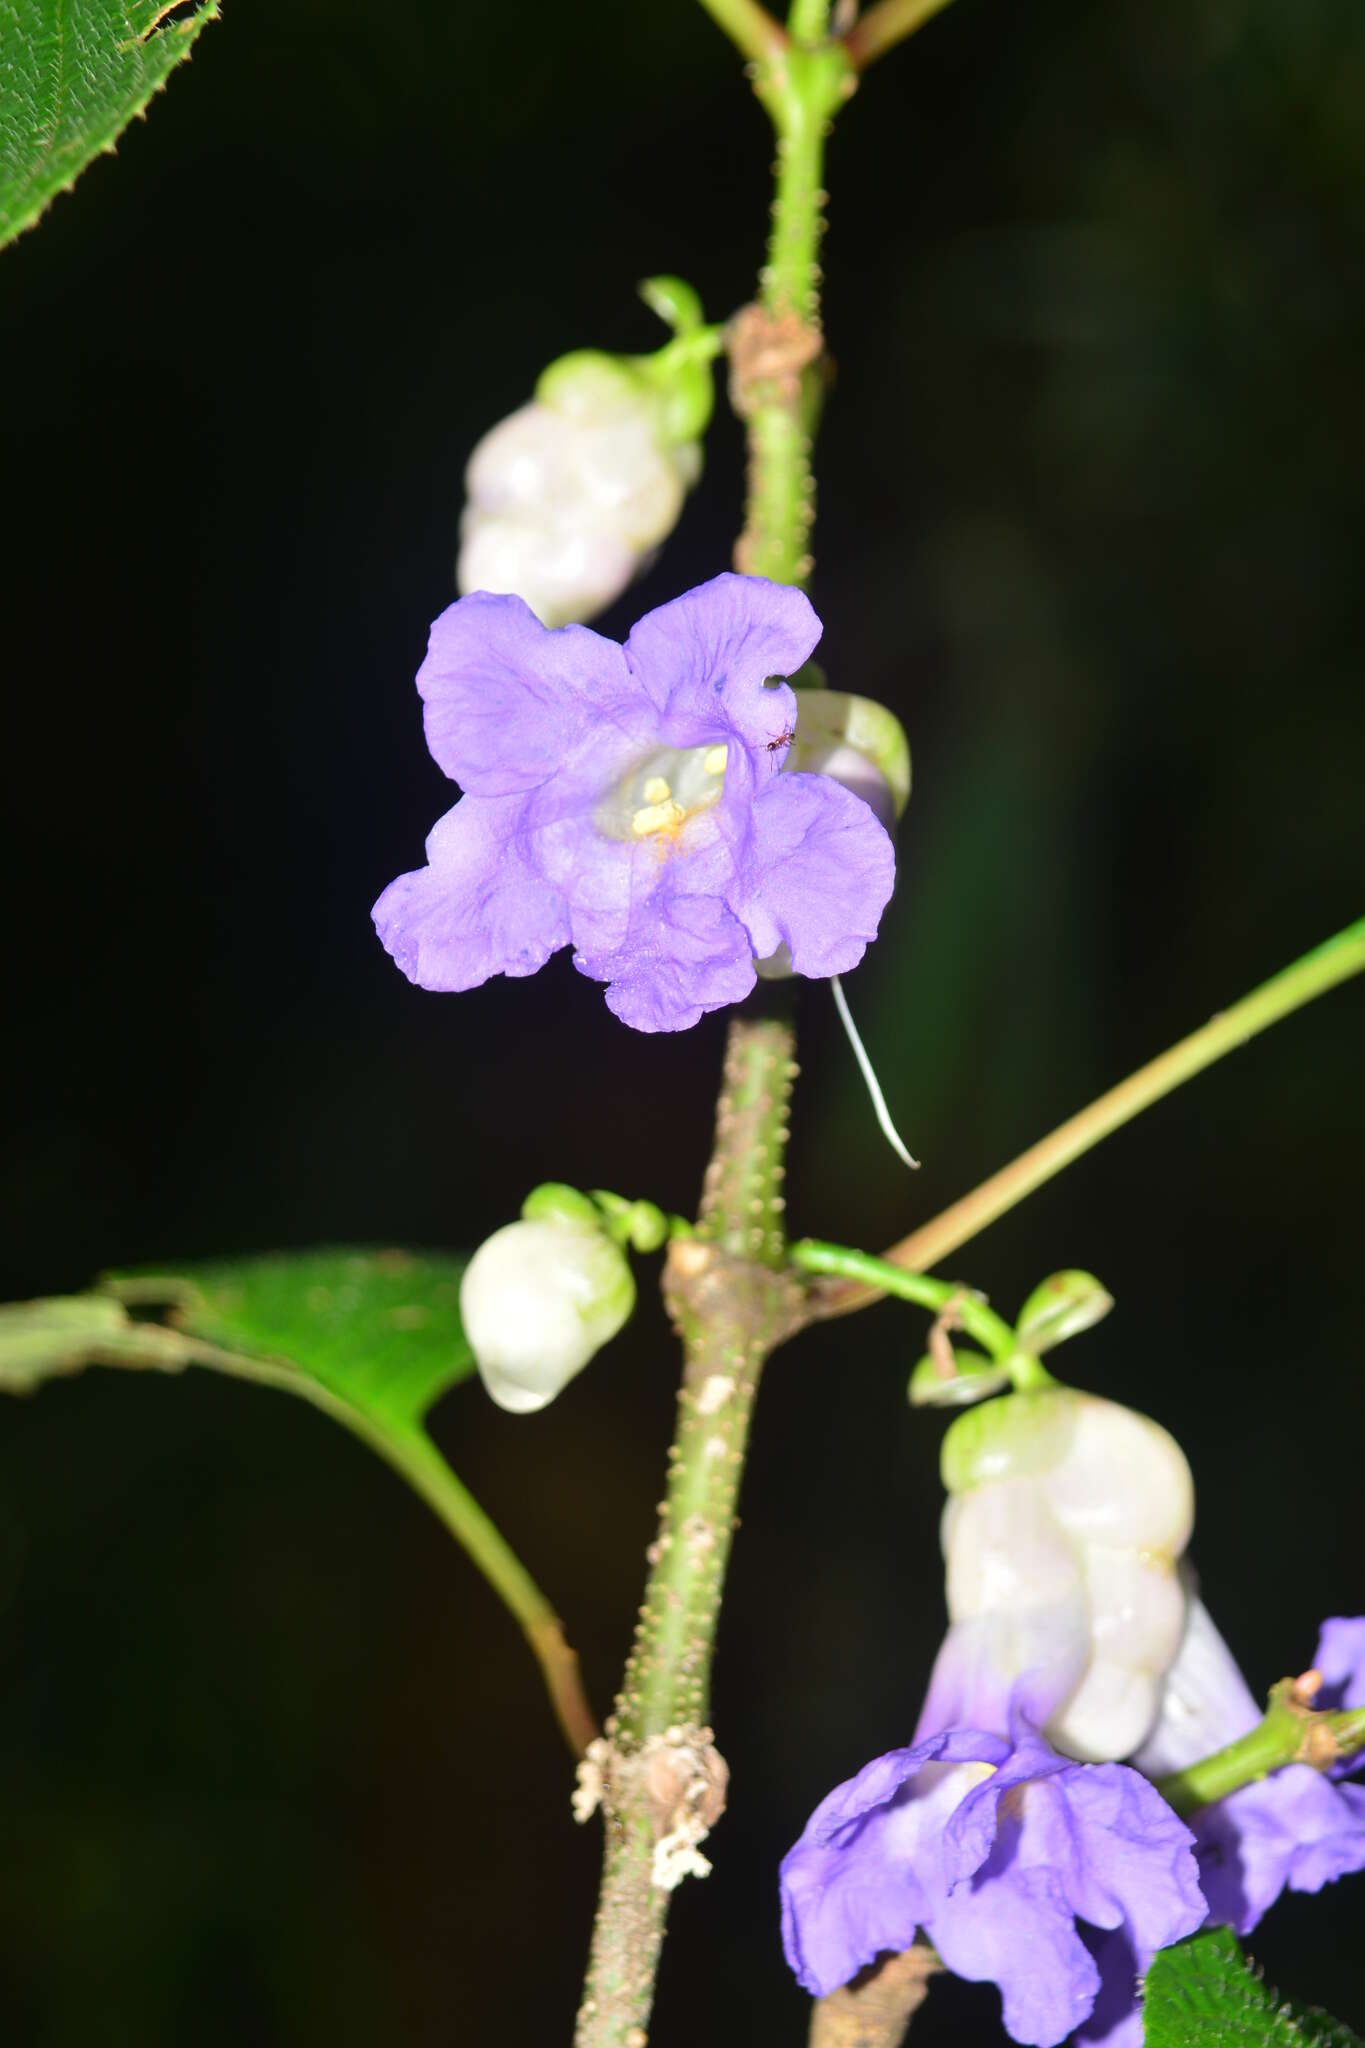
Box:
[1143,1929,1365,2048]
[0,1253,600,1754]
[0,0,219,253]
[103,1246,476,1428]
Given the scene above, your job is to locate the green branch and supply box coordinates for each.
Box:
[1157,1680,1365,1818]
[814,916,1365,1314]
[694,0,788,63]
[842,0,959,71]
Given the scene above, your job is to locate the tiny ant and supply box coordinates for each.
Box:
[766,724,796,756]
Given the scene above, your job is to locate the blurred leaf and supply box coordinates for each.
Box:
[1144,1928,1364,2048]
[1,1249,473,1431]
[0,0,219,252]
[0,1292,189,1388]
[103,1247,475,1430]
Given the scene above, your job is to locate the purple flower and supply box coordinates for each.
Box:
[1134,1602,1365,1936]
[780,1703,1204,2047]
[372,574,895,1031]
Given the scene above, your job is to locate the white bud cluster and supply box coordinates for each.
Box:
[941,1390,1195,1762]
[459,1215,635,1414]
[457,358,701,629]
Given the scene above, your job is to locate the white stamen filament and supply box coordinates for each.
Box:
[831,974,920,1171]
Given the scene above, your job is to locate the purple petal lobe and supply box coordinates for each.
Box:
[590,887,757,1033]
[729,772,895,977]
[1191,1769,1365,1934]
[623,573,818,753]
[781,1700,1204,2046]
[372,797,569,989]
[417,591,640,796]
[1315,1617,1365,1715]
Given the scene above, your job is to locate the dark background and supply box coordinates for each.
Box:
[1,0,1362,2040]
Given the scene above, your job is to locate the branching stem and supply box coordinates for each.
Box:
[815,916,1365,1314]
[842,0,959,70]
[1157,1681,1365,1818]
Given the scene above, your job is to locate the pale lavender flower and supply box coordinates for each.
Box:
[372,574,895,1031]
[780,1696,1204,2048]
[1134,1603,1365,1936]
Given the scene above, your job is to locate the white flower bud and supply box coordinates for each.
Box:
[459,1217,635,1413]
[457,355,703,628]
[939,1389,1196,1762]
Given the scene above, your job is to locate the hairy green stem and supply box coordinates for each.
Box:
[1158,1682,1365,1818]
[815,916,1365,1315]
[694,0,788,63]
[790,1239,1018,1361]
[842,0,959,70]
[731,1,852,583]
[574,1023,803,2048]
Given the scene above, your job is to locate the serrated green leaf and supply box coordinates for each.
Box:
[1144,1928,1365,2048]
[0,0,219,252]
[104,1247,476,1432]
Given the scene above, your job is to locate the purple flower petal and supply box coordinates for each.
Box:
[623,573,817,754]
[417,591,642,797]
[780,1703,1204,2046]
[1191,1769,1365,1934]
[372,798,569,989]
[1316,1617,1365,1716]
[915,1607,1092,1749]
[780,1729,1010,1999]
[595,889,758,1033]
[375,574,895,1030]
[727,772,896,977]
[1137,1600,1365,1935]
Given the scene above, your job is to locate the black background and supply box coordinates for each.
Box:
[1,0,1363,2041]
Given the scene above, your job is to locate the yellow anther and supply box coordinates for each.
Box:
[704,745,728,776]
[642,775,672,805]
[630,798,686,837]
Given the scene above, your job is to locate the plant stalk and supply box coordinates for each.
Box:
[815,916,1365,1315]
[574,1022,803,2048]
[1157,1682,1365,1818]
[842,0,959,70]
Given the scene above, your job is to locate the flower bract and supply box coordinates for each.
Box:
[373,574,896,1031]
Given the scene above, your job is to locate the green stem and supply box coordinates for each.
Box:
[1157,1683,1365,1818]
[731,4,853,583]
[842,0,959,70]
[370,1422,599,1759]
[575,1023,803,2048]
[816,917,1365,1314]
[694,0,788,63]
[790,1239,1019,1362]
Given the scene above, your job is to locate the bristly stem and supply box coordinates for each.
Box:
[1157,1680,1365,1818]
[731,0,853,583]
[814,915,1365,1315]
[842,0,959,70]
[574,1023,803,2048]
[694,0,788,63]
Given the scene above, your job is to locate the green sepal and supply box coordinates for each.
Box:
[522,1183,602,1229]
[786,690,912,819]
[589,1191,669,1254]
[940,1385,1079,1494]
[1015,1270,1115,1352]
[908,1348,1011,1409]
[1143,1928,1365,2048]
